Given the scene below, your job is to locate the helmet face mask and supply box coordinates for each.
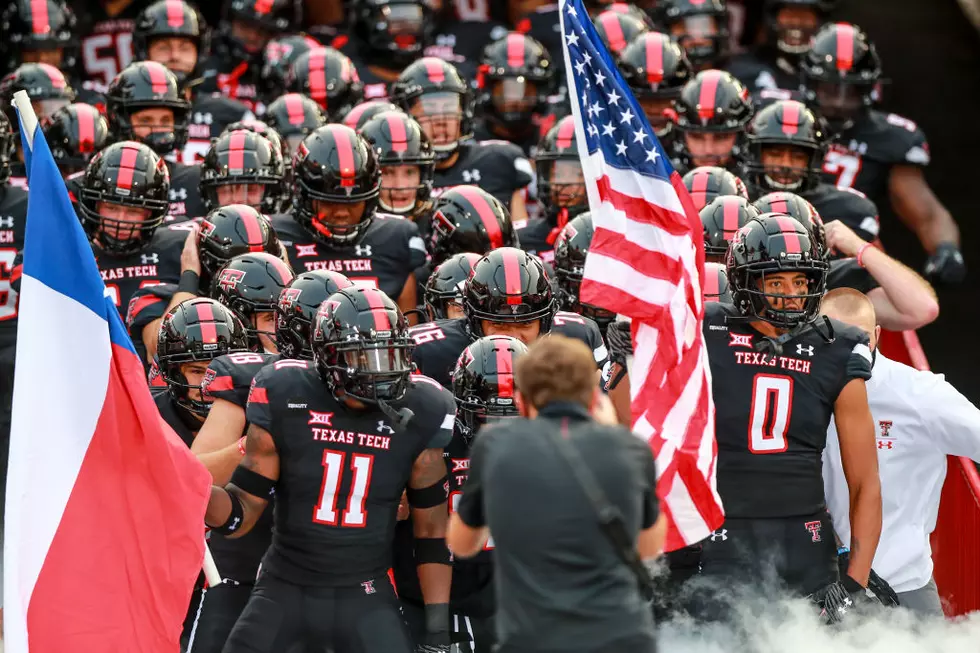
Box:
[800,23,881,131]
[771,4,822,54]
[106,62,191,156]
[742,100,826,194]
[201,130,289,213]
[353,0,434,68]
[464,248,557,339]
[409,93,464,157]
[538,160,587,217]
[360,111,436,219]
[134,0,210,87]
[477,33,554,132]
[391,58,473,161]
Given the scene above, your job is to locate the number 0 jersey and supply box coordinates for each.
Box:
[246,363,455,586]
[703,302,872,519]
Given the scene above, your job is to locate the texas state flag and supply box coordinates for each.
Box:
[3,92,212,652]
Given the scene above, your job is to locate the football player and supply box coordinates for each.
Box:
[75,0,144,90]
[801,23,964,284]
[263,92,327,153]
[410,247,606,387]
[343,99,403,131]
[423,252,482,322]
[43,103,111,178]
[210,252,295,354]
[703,261,732,303]
[285,46,363,122]
[390,57,533,219]
[656,0,730,71]
[681,165,749,212]
[0,0,77,74]
[204,287,456,653]
[199,129,290,214]
[258,32,322,103]
[103,61,206,220]
[189,270,353,653]
[618,31,693,142]
[671,69,753,174]
[593,8,650,60]
[698,213,881,620]
[132,0,255,165]
[552,212,616,338]
[272,124,428,319]
[700,195,761,264]
[359,110,437,221]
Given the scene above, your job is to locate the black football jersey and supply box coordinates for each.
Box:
[166,161,205,221]
[472,119,543,158]
[179,94,255,165]
[203,351,280,409]
[0,185,29,349]
[726,52,798,98]
[338,46,395,101]
[432,140,533,211]
[515,216,559,264]
[703,302,872,519]
[76,0,148,87]
[410,313,608,388]
[426,21,510,82]
[827,258,879,294]
[152,387,199,448]
[94,222,186,313]
[246,362,455,586]
[273,212,428,301]
[197,54,264,115]
[820,109,930,209]
[125,282,177,363]
[7,163,27,191]
[798,183,880,244]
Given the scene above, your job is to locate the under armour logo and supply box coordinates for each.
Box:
[308,411,334,426]
[169,187,188,201]
[141,253,159,265]
[879,420,893,437]
[377,420,394,434]
[361,580,376,595]
[193,112,214,125]
[354,244,372,257]
[804,520,822,542]
[0,216,14,229]
[796,344,814,357]
[461,169,481,183]
[709,529,727,542]
[295,244,319,258]
[877,440,894,450]
[729,333,752,348]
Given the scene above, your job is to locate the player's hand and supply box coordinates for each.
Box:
[181,224,202,275]
[415,635,451,653]
[591,391,618,426]
[924,242,966,284]
[823,220,866,259]
[838,549,899,607]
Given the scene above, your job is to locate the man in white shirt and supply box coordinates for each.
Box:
[820,288,980,616]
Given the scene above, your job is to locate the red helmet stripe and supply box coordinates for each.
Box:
[327,125,356,187]
[363,289,392,331]
[116,146,140,192]
[772,198,789,214]
[703,266,720,300]
[76,107,96,154]
[146,62,170,95]
[424,58,446,83]
[835,23,855,72]
[266,255,293,285]
[501,249,523,305]
[697,71,722,121]
[780,101,800,136]
[493,339,515,399]
[774,216,803,253]
[40,63,65,89]
[166,0,185,28]
[240,209,265,252]
[506,33,526,69]
[386,114,408,153]
[30,0,50,35]
[599,13,627,53]
[343,102,373,129]
[645,36,665,85]
[195,301,218,344]
[690,170,709,210]
[455,186,503,249]
[309,50,328,108]
[721,197,741,236]
[555,117,575,149]
[284,93,306,126]
[254,0,274,14]
[228,131,247,173]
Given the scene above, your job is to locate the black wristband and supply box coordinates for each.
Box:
[842,574,865,594]
[177,270,200,295]
[416,537,453,565]
[424,603,450,635]
[406,476,449,508]
[210,489,244,535]
[230,465,277,499]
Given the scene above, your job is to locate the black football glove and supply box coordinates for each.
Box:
[924,242,966,284]
[813,575,880,625]
[416,604,451,653]
[837,549,900,607]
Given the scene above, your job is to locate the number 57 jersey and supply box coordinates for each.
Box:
[246,361,455,586]
[702,303,872,520]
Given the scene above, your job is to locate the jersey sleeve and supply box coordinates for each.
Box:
[409,375,456,450]
[203,353,260,407]
[126,283,176,335]
[843,334,874,383]
[244,365,276,433]
[883,113,930,167]
[402,218,429,271]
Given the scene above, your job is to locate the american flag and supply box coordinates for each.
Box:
[559,0,724,550]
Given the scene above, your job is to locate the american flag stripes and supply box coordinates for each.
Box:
[559,0,725,550]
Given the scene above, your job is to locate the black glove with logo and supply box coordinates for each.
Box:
[837,549,900,606]
[813,574,880,624]
[924,242,966,284]
[416,603,451,653]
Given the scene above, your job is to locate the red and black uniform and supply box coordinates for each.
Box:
[75,0,148,89]
[431,140,532,211]
[180,95,255,165]
[94,224,185,313]
[0,178,29,483]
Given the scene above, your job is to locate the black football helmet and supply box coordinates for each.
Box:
[211,252,295,349]
[464,247,557,337]
[657,0,730,69]
[552,212,616,334]
[673,69,752,169]
[200,129,289,213]
[0,62,75,129]
[157,298,249,417]
[764,0,836,56]
[800,22,881,131]
[78,141,171,255]
[452,335,526,444]
[293,124,381,245]
[752,191,826,258]
[428,185,517,266]
[259,33,321,101]
[390,57,474,161]
[105,61,191,156]
[536,115,587,228]
[221,118,289,166]
[0,0,77,73]
[286,47,364,121]
[700,195,761,259]
[476,32,554,133]
[44,103,110,177]
[275,269,355,359]
[594,9,650,58]
[618,31,693,138]
[342,100,402,131]
[349,0,435,69]
[424,252,481,321]
[726,213,828,328]
[0,110,14,183]
[133,0,210,87]
[703,261,731,303]
[264,93,327,152]
[359,110,435,219]
[743,100,826,194]
[311,286,414,403]
[199,204,282,292]
[682,166,749,212]
[221,0,301,64]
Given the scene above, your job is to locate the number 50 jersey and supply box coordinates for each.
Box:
[702,303,872,520]
[246,362,455,586]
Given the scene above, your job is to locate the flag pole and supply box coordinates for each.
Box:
[12,89,223,588]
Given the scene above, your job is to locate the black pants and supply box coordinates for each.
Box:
[400,598,496,653]
[187,580,254,653]
[221,571,412,653]
[495,633,656,653]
